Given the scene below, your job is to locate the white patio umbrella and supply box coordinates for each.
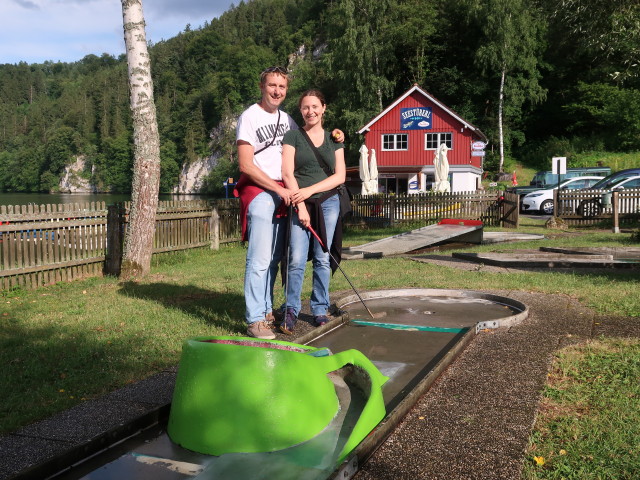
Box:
[367,148,379,194]
[433,143,450,192]
[358,144,370,195]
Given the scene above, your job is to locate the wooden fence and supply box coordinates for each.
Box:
[0,191,518,290]
[349,190,517,228]
[556,188,640,226]
[0,200,242,290]
[0,202,109,290]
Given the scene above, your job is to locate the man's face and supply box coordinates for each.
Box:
[260,73,288,111]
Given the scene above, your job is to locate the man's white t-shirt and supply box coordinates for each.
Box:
[236,103,298,180]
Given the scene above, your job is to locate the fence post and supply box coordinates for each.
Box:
[210,206,220,250]
[612,191,620,234]
[105,203,124,276]
[390,196,396,227]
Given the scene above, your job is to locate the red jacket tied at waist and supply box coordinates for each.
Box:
[233,174,287,241]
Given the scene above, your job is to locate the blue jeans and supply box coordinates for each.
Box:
[244,191,286,324]
[285,194,340,317]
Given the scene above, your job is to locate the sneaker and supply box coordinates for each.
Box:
[247,320,276,340]
[314,315,330,327]
[279,308,297,335]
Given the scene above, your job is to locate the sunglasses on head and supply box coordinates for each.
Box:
[261,66,288,76]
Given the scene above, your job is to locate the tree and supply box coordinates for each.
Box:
[325,0,394,116]
[553,0,640,85]
[323,0,395,163]
[462,0,547,172]
[120,0,162,278]
[387,0,438,87]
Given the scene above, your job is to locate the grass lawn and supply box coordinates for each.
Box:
[0,218,638,478]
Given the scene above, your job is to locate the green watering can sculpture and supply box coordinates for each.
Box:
[167,336,388,462]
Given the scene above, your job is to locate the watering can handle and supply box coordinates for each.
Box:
[314,349,389,461]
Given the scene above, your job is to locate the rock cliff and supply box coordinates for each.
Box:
[58,156,96,193]
[172,156,218,194]
[58,154,219,194]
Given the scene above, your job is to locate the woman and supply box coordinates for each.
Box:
[279,89,346,334]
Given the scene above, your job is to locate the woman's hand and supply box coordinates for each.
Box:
[291,187,313,204]
[297,204,311,228]
[331,129,345,143]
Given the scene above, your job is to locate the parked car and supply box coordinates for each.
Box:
[529,166,611,187]
[521,176,604,215]
[584,168,640,189]
[577,172,640,217]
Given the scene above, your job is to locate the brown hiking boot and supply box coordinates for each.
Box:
[265,311,275,325]
[246,320,276,340]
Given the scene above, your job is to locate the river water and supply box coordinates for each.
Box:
[0,193,213,208]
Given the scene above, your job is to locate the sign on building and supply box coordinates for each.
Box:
[400,107,432,130]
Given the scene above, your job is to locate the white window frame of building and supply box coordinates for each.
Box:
[425,132,453,150]
[382,133,408,151]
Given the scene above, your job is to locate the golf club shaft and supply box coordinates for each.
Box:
[306,223,375,319]
[284,204,293,313]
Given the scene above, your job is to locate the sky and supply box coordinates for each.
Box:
[0,0,238,65]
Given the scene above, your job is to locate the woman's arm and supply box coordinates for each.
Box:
[294,147,346,203]
[281,144,300,191]
[282,143,311,227]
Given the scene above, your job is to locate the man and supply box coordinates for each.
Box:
[235,66,343,339]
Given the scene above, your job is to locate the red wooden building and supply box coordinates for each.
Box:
[352,84,488,194]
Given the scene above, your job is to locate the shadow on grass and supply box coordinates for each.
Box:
[117,282,246,333]
[0,319,170,434]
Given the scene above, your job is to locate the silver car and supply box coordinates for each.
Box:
[521,176,604,215]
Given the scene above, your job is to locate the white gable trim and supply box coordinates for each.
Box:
[357,84,487,142]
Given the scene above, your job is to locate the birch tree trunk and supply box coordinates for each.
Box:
[120,0,161,278]
[498,66,506,173]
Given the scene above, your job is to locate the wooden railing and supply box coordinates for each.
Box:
[0,199,242,290]
[0,202,109,289]
[556,188,640,226]
[349,191,516,228]
[0,191,520,290]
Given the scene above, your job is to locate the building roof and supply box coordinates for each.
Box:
[357,84,488,143]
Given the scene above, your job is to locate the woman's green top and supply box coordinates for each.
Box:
[282,129,344,198]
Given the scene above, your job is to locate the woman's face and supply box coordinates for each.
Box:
[299,95,325,127]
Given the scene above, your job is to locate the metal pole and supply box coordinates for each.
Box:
[306,224,376,319]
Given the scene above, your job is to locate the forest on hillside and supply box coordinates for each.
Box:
[0,0,638,196]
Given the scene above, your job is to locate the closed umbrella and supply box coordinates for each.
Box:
[433,143,450,192]
[367,148,378,194]
[359,144,370,195]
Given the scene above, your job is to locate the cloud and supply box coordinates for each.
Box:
[149,0,230,18]
[0,0,235,64]
[12,0,40,9]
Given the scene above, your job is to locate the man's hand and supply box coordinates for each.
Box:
[274,185,294,206]
[331,129,345,143]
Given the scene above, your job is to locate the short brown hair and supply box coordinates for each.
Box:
[260,66,288,85]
